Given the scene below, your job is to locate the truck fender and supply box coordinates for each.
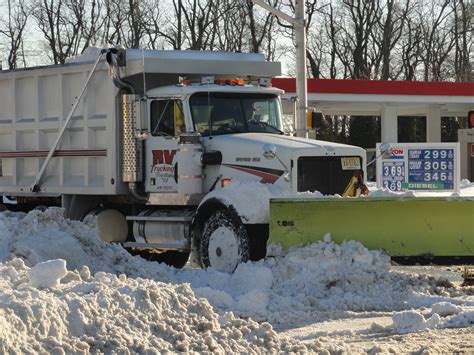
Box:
[191,197,269,264]
[196,182,272,225]
[192,197,235,238]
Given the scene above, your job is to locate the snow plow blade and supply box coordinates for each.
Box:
[269,197,474,257]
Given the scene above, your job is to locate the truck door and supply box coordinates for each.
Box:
[145,98,186,193]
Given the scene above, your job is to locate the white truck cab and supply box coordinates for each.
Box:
[143,84,286,194]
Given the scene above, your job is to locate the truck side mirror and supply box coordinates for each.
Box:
[135,98,149,133]
[262,143,291,182]
[307,111,323,129]
[468,111,474,129]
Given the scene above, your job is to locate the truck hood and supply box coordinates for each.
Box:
[203,133,365,156]
[200,132,367,203]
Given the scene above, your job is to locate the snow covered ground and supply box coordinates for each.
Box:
[0,204,473,353]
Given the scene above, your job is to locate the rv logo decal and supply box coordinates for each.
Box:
[152,149,177,165]
[151,149,177,186]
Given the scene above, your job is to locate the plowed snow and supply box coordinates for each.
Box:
[0,207,473,352]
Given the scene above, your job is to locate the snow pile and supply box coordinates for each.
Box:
[65,47,104,63]
[392,310,440,333]
[431,301,462,316]
[200,180,332,224]
[430,301,474,328]
[258,235,472,326]
[0,208,172,279]
[460,179,473,189]
[0,208,472,351]
[443,310,474,328]
[264,238,398,324]
[391,301,474,334]
[204,178,474,226]
[199,178,474,226]
[0,258,315,353]
[368,188,416,198]
[190,262,274,319]
[175,234,465,326]
[27,259,67,288]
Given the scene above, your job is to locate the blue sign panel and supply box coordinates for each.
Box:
[405,149,454,190]
[376,143,460,193]
[381,161,405,191]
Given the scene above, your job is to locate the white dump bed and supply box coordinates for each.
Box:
[0,49,281,197]
[0,61,126,196]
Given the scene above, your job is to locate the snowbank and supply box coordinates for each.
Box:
[198,180,333,224]
[201,179,474,226]
[391,302,474,334]
[0,258,313,353]
[0,208,473,351]
[392,310,440,333]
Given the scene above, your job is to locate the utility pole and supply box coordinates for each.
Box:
[250,0,308,138]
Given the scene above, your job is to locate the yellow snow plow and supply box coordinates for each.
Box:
[269,197,474,259]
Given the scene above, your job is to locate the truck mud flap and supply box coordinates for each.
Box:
[269,197,474,258]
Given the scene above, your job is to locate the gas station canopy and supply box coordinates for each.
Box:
[273,78,474,143]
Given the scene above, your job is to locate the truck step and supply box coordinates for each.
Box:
[126,210,194,223]
[122,241,188,251]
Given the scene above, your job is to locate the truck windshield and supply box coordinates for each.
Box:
[190,92,283,136]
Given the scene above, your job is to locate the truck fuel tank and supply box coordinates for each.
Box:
[128,210,194,250]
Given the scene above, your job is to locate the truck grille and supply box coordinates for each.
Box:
[297,156,363,195]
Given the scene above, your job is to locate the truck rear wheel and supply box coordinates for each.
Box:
[198,209,249,273]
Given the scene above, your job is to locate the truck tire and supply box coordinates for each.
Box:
[133,250,190,269]
[198,209,249,273]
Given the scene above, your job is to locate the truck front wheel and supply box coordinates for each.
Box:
[198,209,249,273]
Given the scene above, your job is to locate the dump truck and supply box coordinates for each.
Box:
[0,48,370,271]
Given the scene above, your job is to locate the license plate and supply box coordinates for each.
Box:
[341,157,361,170]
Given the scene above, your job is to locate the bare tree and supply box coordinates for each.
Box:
[417,0,454,81]
[452,0,472,82]
[154,0,221,50]
[177,0,221,50]
[310,0,382,79]
[5,0,472,86]
[276,0,327,77]
[342,0,382,79]
[32,0,88,64]
[247,0,280,54]
[160,0,184,50]
[322,2,339,78]
[0,0,29,69]
[80,0,105,51]
[99,0,149,48]
[372,0,411,80]
[141,0,166,49]
[214,0,247,52]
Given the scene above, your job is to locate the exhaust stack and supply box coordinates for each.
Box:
[107,49,147,202]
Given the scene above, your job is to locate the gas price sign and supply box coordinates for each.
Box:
[376,143,460,193]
